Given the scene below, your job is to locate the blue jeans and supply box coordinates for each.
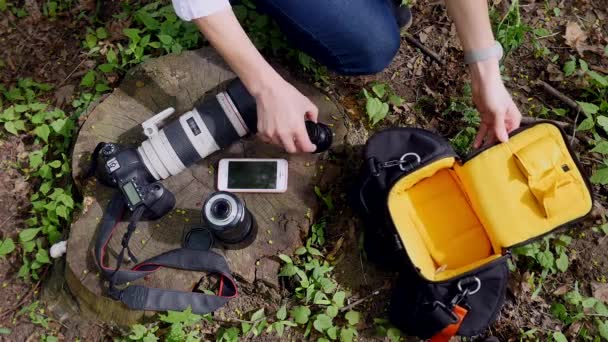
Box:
[255,0,401,75]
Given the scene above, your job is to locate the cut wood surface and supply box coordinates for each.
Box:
[67,48,347,325]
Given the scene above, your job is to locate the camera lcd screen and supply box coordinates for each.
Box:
[122,182,142,205]
[227,161,277,189]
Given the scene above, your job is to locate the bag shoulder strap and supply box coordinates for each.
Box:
[94,193,237,314]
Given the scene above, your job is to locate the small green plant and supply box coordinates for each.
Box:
[443,84,480,155]
[512,234,572,274]
[550,282,608,340]
[362,83,404,126]
[0,79,77,280]
[120,307,212,342]
[560,57,608,185]
[16,301,51,329]
[492,0,531,54]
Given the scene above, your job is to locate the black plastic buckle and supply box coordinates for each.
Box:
[432,301,459,324]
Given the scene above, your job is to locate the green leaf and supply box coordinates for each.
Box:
[159,307,202,325]
[129,325,147,340]
[591,167,608,185]
[326,306,338,318]
[597,116,608,134]
[556,252,568,272]
[371,84,386,98]
[307,247,323,257]
[80,71,95,88]
[158,34,173,45]
[48,160,61,168]
[85,33,97,49]
[106,49,117,65]
[580,59,589,72]
[251,308,265,321]
[279,263,298,277]
[588,71,608,87]
[388,94,404,107]
[4,121,18,135]
[21,240,35,253]
[313,314,333,333]
[595,301,608,316]
[98,64,114,73]
[332,291,346,308]
[291,306,311,325]
[552,331,567,342]
[578,101,600,117]
[29,103,47,112]
[274,322,285,337]
[278,254,293,264]
[295,246,307,255]
[0,238,15,256]
[0,328,11,335]
[533,28,551,37]
[50,118,66,134]
[564,59,577,76]
[366,97,390,125]
[95,84,111,93]
[583,297,598,309]
[344,311,360,326]
[314,291,331,305]
[34,124,50,143]
[276,305,287,320]
[96,27,108,39]
[387,328,401,342]
[598,320,608,340]
[56,205,68,219]
[577,117,595,131]
[536,250,554,270]
[241,322,251,334]
[592,141,608,154]
[19,228,41,242]
[327,326,338,340]
[35,249,50,264]
[339,327,357,342]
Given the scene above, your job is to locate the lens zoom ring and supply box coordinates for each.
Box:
[163,120,200,167]
[195,98,240,148]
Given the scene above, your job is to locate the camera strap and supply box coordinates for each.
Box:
[94,192,238,313]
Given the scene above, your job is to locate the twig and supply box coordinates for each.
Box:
[402,32,445,66]
[521,116,571,129]
[58,59,86,87]
[340,290,382,313]
[0,212,17,229]
[213,316,265,325]
[536,80,583,113]
[590,65,608,75]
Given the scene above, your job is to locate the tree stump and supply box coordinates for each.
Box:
[66,48,346,325]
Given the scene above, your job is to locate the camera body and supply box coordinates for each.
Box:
[98,142,175,219]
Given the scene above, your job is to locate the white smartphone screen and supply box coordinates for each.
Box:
[227,161,278,189]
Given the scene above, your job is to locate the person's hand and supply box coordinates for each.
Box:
[253,77,318,153]
[470,59,522,148]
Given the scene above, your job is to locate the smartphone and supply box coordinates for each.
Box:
[217,158,288,193]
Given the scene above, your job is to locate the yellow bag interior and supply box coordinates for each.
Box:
[388,123,592,281]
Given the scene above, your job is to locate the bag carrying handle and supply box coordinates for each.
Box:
[358,153,421,215]
[94,192,237,313]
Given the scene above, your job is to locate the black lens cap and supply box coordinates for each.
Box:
[183,227,214,251]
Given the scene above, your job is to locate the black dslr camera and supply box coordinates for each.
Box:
[96,142,176,219]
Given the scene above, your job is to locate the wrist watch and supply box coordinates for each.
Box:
[464,41,504,65]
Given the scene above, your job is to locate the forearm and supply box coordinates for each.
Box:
[446,0,501,82]
[193,9,282,97]
[446,0,496,51]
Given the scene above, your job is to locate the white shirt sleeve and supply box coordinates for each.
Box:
[172,0,231,21]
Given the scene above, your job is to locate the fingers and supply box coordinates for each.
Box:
[294,124,316,153]
[474,122,489,149]
[494,114,509,143]
[506,102,522,133]
[279,134,297,154]
[305,102,319,123]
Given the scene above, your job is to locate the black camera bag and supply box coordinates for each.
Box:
[349,122,593,340]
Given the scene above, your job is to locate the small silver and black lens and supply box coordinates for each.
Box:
[202,191,256,249]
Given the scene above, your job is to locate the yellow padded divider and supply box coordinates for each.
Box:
[454,123,592,248]
[389,157,496,280]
